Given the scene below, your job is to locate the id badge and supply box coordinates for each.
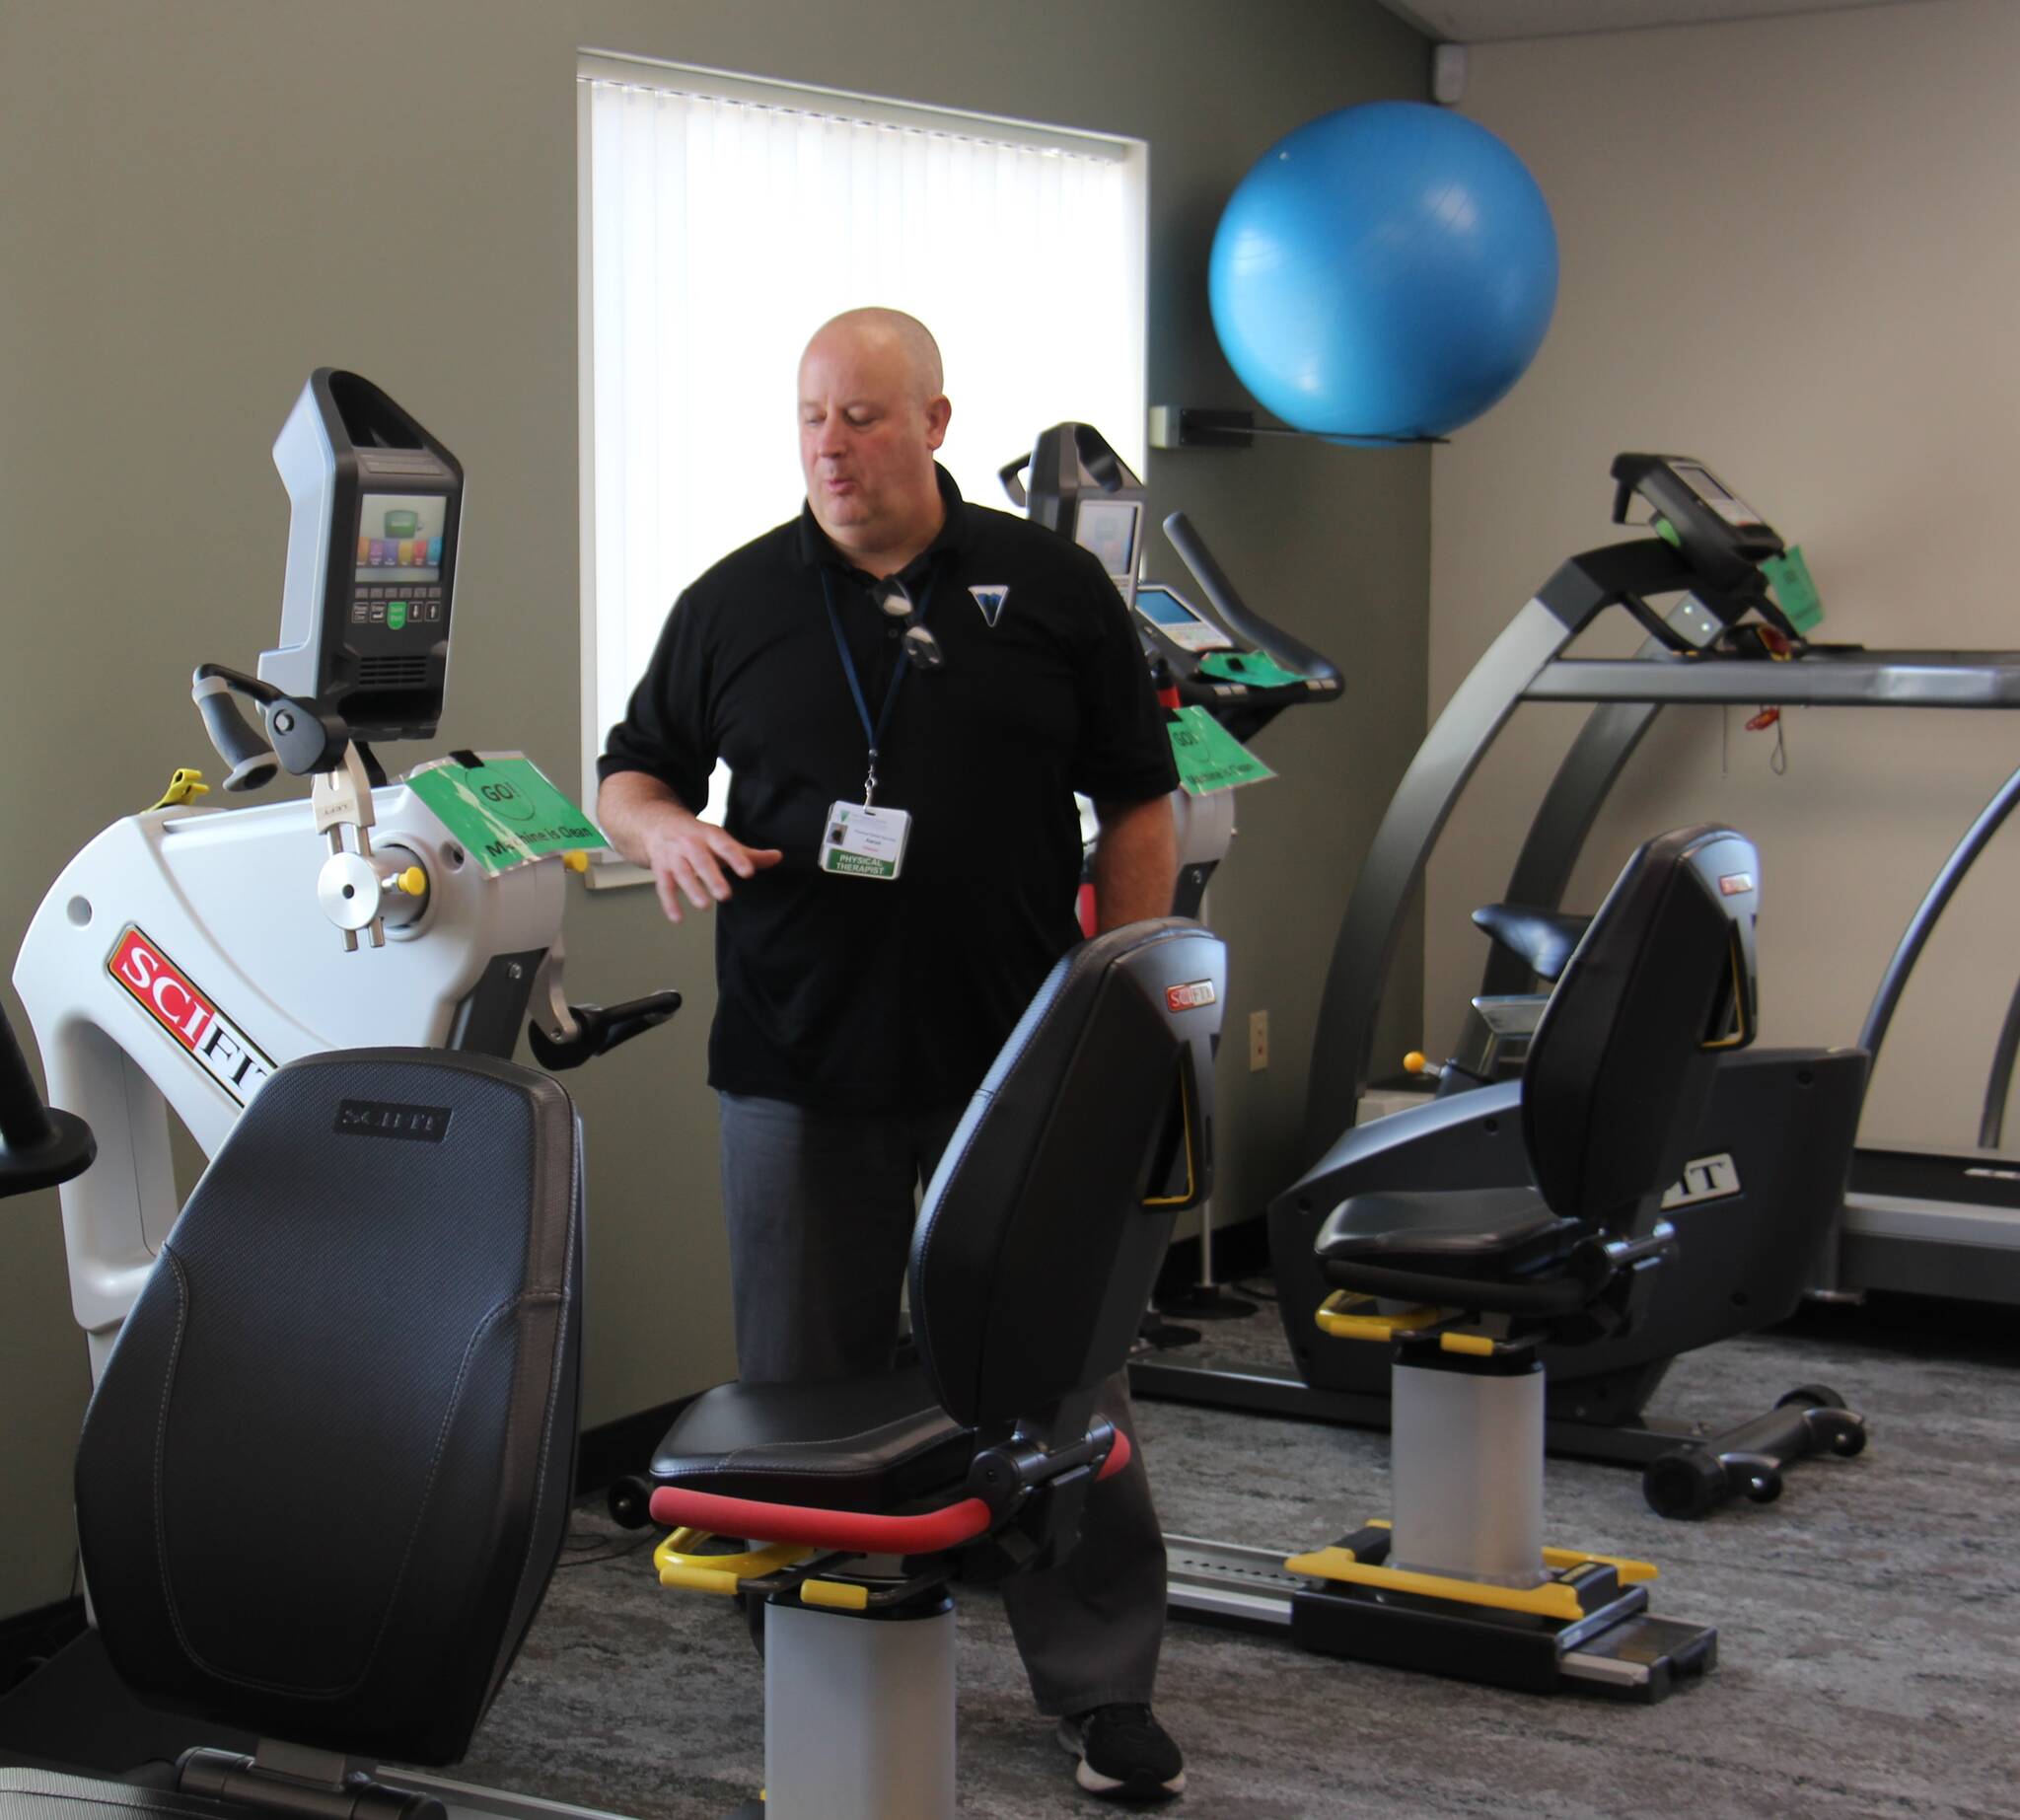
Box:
[819,801,911,880]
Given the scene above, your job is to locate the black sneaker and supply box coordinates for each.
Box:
[1057,1703,1186,1802]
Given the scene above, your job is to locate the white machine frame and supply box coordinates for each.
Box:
[15,757,566,1373]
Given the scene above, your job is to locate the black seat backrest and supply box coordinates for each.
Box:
[910,919,1224,1433]
[1522,826,1760,1240]
[74,1049,583,1769]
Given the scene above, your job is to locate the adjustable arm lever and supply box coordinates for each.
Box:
[527,990,683,1070]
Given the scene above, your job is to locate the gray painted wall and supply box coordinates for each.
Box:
[0,0,1430,1615]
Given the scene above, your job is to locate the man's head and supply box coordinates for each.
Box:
[798,308,951,572]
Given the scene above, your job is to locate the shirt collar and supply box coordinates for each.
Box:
[795,462,970,585]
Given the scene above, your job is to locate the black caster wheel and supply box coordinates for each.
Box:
[1644,1447,1724,1520]
[607,1473,654,1529]
[1776,1383,1847,1412]
[1742,1466,1784,1503]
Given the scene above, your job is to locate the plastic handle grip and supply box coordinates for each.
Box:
[527,990,683,1071]
[189,666,281,790]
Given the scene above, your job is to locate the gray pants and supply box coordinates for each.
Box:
[718,1091,1167,1716]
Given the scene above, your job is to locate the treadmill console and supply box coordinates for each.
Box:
[1073,496,1144,604]
[1134,583,1234,655]
[1611,452,1796,637]
[1006,421,1344,740]
[260,369,464,743]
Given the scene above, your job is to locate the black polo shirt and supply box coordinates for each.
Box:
[599,466,1179,1112]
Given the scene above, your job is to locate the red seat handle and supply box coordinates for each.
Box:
[646,1430,1132,1554]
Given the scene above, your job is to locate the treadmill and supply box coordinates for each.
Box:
[1305,453,2020,1313]
[1834,763,2020,1304]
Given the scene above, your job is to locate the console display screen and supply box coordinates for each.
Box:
[1672,463,1763,529]
[1134,584,1233,652]
[355,493,449,583]
[1074,499,1140,579]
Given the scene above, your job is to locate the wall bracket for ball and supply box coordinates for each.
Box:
[1148,405,1448,452]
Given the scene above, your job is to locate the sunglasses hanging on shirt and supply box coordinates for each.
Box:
[871,575,947,674]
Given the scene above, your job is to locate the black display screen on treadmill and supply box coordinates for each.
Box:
[1671,464,1764,530]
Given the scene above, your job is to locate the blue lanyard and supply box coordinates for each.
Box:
[821,569,937,806]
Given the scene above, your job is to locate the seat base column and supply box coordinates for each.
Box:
[1392,1352,1545,1582]
[761,1592,956,1820]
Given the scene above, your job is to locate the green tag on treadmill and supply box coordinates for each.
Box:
[1167,706,1275,796]
[1760,546,1824,634]
[1197,649,1310,690]
[406,756,610,875]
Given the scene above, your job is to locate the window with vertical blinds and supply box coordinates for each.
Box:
[576,55,1149,831]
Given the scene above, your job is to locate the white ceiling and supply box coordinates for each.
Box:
[1376,0,1922,42]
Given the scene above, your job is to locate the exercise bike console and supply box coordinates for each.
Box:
[264,368,463,741]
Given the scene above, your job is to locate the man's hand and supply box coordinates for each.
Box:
[597,770,783,925]
[642,816,784,924]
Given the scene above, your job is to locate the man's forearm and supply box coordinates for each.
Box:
[1090,794,1179,931]
[596,770,699,868]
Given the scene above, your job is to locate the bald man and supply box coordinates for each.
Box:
[598,309,1185,1801]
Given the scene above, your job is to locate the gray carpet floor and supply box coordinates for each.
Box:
[453,1293,2020,1818]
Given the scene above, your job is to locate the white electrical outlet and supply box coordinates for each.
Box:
[1249,1009,1269,1071]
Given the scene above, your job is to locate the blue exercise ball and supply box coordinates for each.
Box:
[1209,101,1558,443]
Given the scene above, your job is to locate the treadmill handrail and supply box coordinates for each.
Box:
[1858,761,2020,1067]
[1525,654,2020,707]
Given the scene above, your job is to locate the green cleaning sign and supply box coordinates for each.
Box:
[406,757,609,875]
[1760,546,1824,635]
[1168,706,1275,797]
[1197,649,1310,690]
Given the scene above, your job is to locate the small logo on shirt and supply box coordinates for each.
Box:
[970,585,1010,627]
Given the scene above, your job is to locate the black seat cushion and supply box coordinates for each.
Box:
[73,1050,584,1770]
[1472,904,1591,983]
[652,1366,974,1514]
[1317,1187,1580,1282]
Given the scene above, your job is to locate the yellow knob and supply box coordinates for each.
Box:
[1404,1051,1429,1075]
[395,865,428,897]
[563,849,590,874]
[150,767,211,811]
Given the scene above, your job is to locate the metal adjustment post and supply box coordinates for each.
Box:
[312,745,428,950]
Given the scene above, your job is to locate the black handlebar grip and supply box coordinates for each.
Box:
[528,990,683,1071]
[0,1006,97,1198]
[189,667,281,792]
